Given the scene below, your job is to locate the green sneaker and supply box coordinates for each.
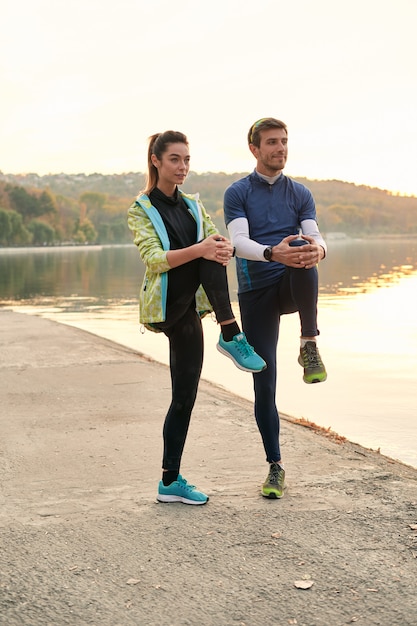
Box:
[262,463,285,499]
[157,475,209,505]
[298,341,327,384]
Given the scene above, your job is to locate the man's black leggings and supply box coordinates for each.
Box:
[238,265,319,463]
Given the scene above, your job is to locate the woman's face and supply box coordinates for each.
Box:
[152,142,190,191]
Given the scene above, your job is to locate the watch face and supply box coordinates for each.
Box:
[264,246,272,261]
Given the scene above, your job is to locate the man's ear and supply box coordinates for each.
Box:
[249,143,258,158]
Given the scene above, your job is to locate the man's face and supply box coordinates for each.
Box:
[249,128,288,176]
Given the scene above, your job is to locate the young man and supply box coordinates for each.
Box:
[223,117,327,499]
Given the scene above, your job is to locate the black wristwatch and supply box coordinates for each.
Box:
[263,245,273,261]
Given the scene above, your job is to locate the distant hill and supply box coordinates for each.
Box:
[1,170,416,245]
[0,171,147,199]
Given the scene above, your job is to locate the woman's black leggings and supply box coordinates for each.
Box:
[153,258,234,472]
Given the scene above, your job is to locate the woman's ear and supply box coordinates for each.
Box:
[151,154,159,168]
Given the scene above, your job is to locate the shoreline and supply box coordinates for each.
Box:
[1,232,417,251]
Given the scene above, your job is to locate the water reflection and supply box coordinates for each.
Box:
[1,238,417,306]
[0,245,142,303]
[319,237,417,296]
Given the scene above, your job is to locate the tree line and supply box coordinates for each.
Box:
[0,171,416,247]
[0,182,132,246]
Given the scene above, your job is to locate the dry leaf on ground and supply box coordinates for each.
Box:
[294,580,314,589]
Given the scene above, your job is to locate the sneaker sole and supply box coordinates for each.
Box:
[157,494,209,505]
[303,374,327,384]
[298,356,327,384]
[216,344,266,373]
[261,489,284,499]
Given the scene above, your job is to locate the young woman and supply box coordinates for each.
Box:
[128,130,265,505]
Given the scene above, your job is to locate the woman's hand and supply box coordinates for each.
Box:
[166,234,234,268]
[200,234,234,266]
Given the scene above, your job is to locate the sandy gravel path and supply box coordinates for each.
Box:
[1,310,416,626]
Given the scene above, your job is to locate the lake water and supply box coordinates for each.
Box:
[1,239,417,469]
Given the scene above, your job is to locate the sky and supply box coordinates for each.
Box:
[2,0,417,196]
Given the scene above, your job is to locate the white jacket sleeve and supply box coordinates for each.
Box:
[300,219,327,256]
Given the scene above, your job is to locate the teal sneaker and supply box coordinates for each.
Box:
[298,341,327,384]
[217,332,266,373]
[262,463,285,499]
[157,475,209,505]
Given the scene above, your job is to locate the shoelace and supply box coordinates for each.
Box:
[234,335,255,357]
[269,464,284,485]
[302,343,322,367]
[177,476,196,491]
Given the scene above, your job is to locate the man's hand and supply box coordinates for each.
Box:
[271,235,325,269]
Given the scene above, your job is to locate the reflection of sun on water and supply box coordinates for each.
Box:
[321,269,417,357]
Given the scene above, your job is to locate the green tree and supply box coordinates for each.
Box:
[9,210,31,244]
[73,217,97,244]
[79,192,107,227]
[8,186,39,219]
[38,190,57,216]
[0,208,31,245]
[97,223,111,243]
[325,204,368,235]
[79,192,106,212]
[55,194,80,241]
[110,219,131,243]
[27,220,56,245]
[0,208,11,245]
